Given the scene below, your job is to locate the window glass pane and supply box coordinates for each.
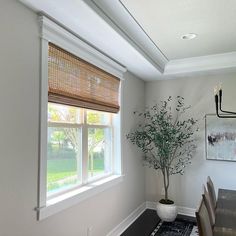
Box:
[87,110,110,125]
[88,127,112,179]
[48,103,82,124]
[47,127,82,195]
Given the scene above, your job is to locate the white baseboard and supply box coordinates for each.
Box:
[107,201,196,236]
[146,201,156,210]
[178,206,196,217]
[106,202,146,236]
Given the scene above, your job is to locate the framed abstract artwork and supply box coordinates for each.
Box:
[205,114,236,161]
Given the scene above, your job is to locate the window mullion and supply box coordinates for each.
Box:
[110,115,115,174]
[82,110,88,184]
[48,122,82,128]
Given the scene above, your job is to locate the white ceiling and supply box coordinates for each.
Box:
[19,0,236,80]
[121,0,236,60]
[19,0,163,80]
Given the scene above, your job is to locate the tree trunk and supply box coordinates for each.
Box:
[162,168,169,201]
[162,169,168,201]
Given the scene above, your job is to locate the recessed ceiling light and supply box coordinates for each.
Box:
[181,33,197,40]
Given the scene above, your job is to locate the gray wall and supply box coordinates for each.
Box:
[0,1,145,235]
[145,73,236,209]
[2,0,236,234]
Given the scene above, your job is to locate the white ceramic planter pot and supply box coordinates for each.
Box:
[156,201,177,222]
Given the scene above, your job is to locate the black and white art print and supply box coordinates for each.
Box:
[205,114,236,161]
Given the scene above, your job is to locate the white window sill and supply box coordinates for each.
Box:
[38,175,124,220]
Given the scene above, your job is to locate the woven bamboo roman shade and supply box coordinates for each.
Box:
[48,43,120,113]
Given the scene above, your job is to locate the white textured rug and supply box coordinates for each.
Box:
[150,219,199,236]
[190,226,199,236]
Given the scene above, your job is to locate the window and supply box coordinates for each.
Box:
[38,16,126,220]
[47,103,113,197]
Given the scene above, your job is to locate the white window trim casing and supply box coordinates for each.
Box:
[38,15,126,220]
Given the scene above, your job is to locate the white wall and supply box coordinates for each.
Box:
[0,1,145,235]
[145,73,236,209]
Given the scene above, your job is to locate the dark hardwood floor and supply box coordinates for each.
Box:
[120,209,196,236]
[121,209,160,236]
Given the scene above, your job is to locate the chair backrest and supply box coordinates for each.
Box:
[207,176,217,209]
[203,185,215,226]
[196,197,213,236]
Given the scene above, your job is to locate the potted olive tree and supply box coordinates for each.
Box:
[127,96,198,222]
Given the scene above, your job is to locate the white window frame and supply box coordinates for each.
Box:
[47,107,114,199]
[37,16,126,220]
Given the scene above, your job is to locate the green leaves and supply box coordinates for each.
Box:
[126,96,199,200]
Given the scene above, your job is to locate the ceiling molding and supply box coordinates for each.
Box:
[19,0,236,81]
[83,0,236,79]
[39,15,127,79]
[83,0,168,73]
[164,51,236,76]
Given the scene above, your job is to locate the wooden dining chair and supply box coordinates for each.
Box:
[207,176,217,209]
[196,196,213,236]
[203,185,215,227]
